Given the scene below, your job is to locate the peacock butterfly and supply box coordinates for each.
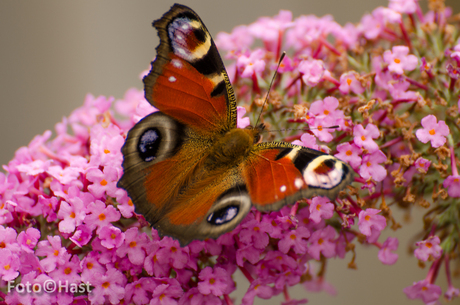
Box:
[117,3,354,246]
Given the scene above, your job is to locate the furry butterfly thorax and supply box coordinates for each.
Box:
[117,3,354,246]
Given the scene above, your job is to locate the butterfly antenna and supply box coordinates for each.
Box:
[255,52,286,127]
[269,125,340,132]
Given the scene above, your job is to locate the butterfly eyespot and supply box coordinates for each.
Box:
[207,205,239,225]
[192,28,206,43]
[138,128,161,162]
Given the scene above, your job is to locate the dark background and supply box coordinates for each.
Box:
[1,1,459,304]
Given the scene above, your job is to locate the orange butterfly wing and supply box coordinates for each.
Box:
[143,4,236,135]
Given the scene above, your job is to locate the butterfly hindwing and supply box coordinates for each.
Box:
[144,4,237,135]
[242,142,354,211]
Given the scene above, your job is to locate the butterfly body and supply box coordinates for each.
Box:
[118,4,353,246]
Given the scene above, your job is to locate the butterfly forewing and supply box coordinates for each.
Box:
[144,4,237,135]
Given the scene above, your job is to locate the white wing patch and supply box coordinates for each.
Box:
[302,155,344,189]
[168,17,211,63]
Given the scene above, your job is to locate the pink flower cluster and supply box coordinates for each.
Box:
[215,0,460,303]
[0,88,390,305]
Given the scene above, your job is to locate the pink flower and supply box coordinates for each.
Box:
[353,123,380,153]
[89,266,127,304]
[309,196,335,224]
[334,142,362,169]
[116,227,149,265]
[17,227,40,253]
[273,54,295,73]
[86,166,120,199]
[215,25,254,52]
[237,49,266,78]
[389,0,418,14]
[49,254,81,285]
[278,226,310,254]
[0,248,20,281]
[383,46,418,75]
[89,124,124,167]
[158,237,193,270]
[339,71,365,94]
[248,10,293,53]
[179,287,222,305]
[414,157,431,173]
[237,106,251,129]
[150,283,184,305]
[358,209,386,243]
[124,278,154,305]
[360,13,385,40]
[415,115,450,148]
[378,237,399,265]
[84,200,121,233]
[359,150,388,182]
[298,59,326,87]
[239,219,272,249]
[414,236,442,261]
[308,116,336,142]
[70,224,92,247]
[308,225,337,260]
[292,133,320,151]
[144,242,170,277]
[98,225,125,249]
[445,286,460,301]
[57,197,87,234]
[35,235,70,273]
[236,244,262,266]
[261,251,298,273]
[198,267,233,296]
[0,226,20,254]
[242,278,275,305]
[442,175,460,198]
[403,280,442,304]
[309,96,345,126]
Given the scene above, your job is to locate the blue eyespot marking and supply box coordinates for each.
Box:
[207,205,239,225]
[138,128,161,162]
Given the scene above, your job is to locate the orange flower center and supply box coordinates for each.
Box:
[394,58,401,64]
[429,129,435,135]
